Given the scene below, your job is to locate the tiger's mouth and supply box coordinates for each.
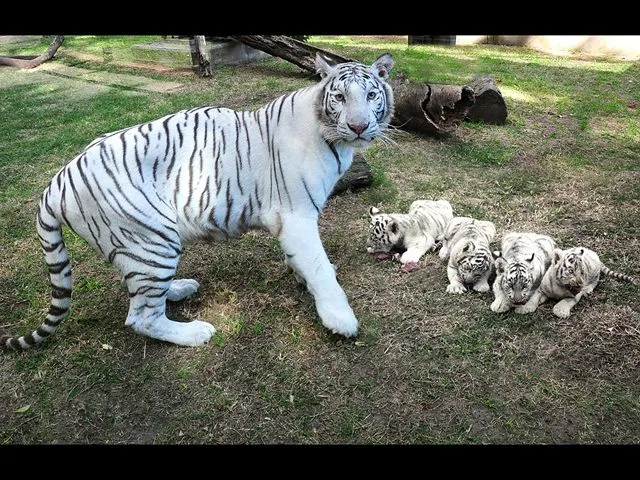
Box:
[566,285,582,295]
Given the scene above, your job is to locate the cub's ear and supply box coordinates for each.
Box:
[492,250,502,260]
[494,255,507,274]
[389,221,399,234]
[553,248,564,264]
[370,53,394,81]
[315,53,337,79]
[369,206,381,217]
[462,241,475,253]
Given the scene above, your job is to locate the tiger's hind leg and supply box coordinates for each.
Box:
[121,261,214,347]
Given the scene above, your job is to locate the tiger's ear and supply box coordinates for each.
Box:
[369,206,381,217]
[316,53,338,79]
[553,248,564,264]
[494,253,507,274]
[370,53,394,81]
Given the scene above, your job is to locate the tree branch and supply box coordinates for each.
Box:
[0,36,65,69]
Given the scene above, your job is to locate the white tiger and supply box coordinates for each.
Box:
[491,231,557,314]
[438,216,496,294]
[366,199,454,265]
[537,246,638,318]
[0,53,396,350]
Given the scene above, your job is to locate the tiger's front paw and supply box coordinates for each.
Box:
[446,283,467,294]
[552,304,572,318]
[472,282,491,293]
[316,299,359,338]
[514,304,537,314]
[491,299,510,313]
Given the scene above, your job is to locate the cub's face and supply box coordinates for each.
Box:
[366,206,401,253]
[458,256,491,284]
[554,248,585,295]
[494,253,535,305]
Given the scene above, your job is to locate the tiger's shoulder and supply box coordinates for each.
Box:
[444,216,496,247]
[501,231,556,265]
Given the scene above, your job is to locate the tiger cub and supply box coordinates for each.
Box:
[538,246,638,318]
[366,199,453,266]
[491,232,557,314]
[438,216,496,294]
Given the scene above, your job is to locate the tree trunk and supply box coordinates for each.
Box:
[231,35,350,74]
[0,35,65,69]
[230,35,505,135]
[189,35,212,77]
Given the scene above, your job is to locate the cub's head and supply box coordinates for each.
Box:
[366,206,402,254]
[553,247,586,295]
[494,251,536,305]
[454,241,493,285]
[315,53,395,148]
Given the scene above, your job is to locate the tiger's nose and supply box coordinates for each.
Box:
[348,122,369,135]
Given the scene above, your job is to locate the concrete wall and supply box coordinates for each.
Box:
[456,36,640,60]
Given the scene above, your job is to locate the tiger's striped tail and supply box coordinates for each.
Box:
[601,265,639,285]
[1,190,72,350]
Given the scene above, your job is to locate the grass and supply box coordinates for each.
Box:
[0,35,639,445]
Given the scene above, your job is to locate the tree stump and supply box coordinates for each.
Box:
[330,153,373,197]
[189,36,212,77]
[465,74,508,124]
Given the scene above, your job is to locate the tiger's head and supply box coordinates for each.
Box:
[315,53,395,148]
[494,251,537,305]
[552,247,587,296]
[366,206,402,254]
[454,241,493,285]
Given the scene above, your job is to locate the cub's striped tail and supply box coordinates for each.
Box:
[1,191,72,350]
[601,265,639,285]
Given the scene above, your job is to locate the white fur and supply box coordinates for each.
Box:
[491,232,556,314]
[439,216,496,294]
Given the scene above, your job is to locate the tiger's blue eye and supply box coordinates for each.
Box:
[367,91,377,100]
[335,93,345,102]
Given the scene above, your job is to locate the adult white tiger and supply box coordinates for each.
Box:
[1,53,395,350]
[438,216,496,294]
[537,246,638,318]
[491,231,556,314]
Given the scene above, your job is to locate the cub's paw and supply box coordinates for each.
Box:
[446,283,467,294]
[514,304,537,315]
[490,299,510,313]
[552,304,572,318]
[472,283,491,293]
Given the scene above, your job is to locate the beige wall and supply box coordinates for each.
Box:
[456,35,640,60]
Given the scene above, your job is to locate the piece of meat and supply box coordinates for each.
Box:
[400,262,420,273]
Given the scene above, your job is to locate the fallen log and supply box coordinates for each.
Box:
[465,74,508,124]
[0,36,65,69]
